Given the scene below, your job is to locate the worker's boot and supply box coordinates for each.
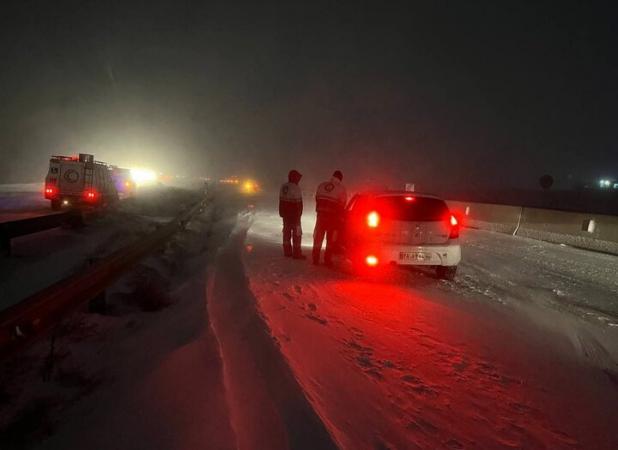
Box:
[292,247,306,260]
[324,248,333,267]
[312,248,320,265]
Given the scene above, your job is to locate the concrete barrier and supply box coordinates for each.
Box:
[447,200,618,255]
[517,207,618,255]
[447,201,522,234]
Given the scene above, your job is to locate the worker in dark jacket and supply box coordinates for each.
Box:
[279,169,306,259]
[313,170,347,265]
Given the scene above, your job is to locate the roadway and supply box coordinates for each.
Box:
[240,209,618,449]
[1,193,617,449]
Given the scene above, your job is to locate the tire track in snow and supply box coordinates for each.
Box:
[207,226,340,450]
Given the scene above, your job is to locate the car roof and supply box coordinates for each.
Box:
[353,190,443,200]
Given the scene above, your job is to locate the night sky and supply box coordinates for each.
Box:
[1,0,616,191]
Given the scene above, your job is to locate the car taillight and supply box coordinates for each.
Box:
[449,214,459,239]
[367,211,380,228]
[83,189,98,202]
[365,255,379,266]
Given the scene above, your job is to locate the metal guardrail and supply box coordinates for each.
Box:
[0,210,86,255]
[0,198,206,359]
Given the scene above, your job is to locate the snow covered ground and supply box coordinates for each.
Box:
[0,192,240,450]
[244,209,618,449]
[2,198,617,450]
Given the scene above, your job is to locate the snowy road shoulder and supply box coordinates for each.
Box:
[205,222,339,450]
[0,193,239,450]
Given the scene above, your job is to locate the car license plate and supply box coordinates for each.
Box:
[399,252,430,262]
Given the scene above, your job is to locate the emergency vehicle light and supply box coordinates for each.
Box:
[44,186,57,198]
[83,189,98,202]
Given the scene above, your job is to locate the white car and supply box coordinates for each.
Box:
[342,191,461,279]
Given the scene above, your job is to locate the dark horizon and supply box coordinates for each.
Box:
[1,1,617,191]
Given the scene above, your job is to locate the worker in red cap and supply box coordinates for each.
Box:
[279,169,306,259]
[313,170,347,265]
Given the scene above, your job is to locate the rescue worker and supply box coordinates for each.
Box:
[313,170,347,266]
[279,169,306,259]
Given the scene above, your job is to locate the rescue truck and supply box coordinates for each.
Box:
[110,166,136,198]
[44,153,119,210]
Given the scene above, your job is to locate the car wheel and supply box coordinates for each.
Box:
[436,265,457,280]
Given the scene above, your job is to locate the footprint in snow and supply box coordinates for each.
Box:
[508,401,532,414]
[401,374,422,384]
[282,292,295,301]
[305,314,327,325]
[407,417,438,434]
[365,368,384,380]
[350,326,364,338]
[294,285,303,294]
[307,303,317,311]
[445,438,464,449]
[347,339,373,353]
[357,354,374,368]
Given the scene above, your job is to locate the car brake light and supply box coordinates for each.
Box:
[449,214,460,239]
[367,211,380,228]
[365,255,379,266]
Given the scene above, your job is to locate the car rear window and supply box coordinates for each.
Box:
[363,195,449,222]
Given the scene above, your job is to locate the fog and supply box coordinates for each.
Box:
[1,1,617,193]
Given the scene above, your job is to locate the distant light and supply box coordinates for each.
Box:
[404,196,415,202]
[599,179,613,188]
[130,168,157,186]
[241,179,259,194]
[62,199,70,206]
